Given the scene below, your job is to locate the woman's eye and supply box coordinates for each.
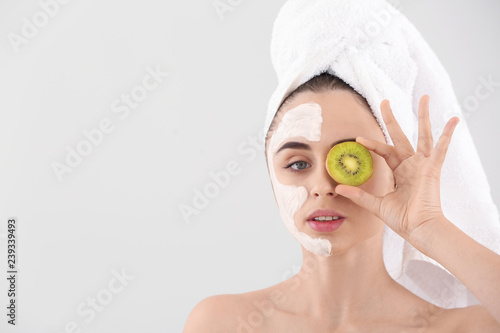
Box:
[285,161,311,172]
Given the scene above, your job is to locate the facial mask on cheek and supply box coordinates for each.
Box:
[267,102,332,256]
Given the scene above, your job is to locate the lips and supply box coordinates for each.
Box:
[306,208,345,221]
[306,208,346,232]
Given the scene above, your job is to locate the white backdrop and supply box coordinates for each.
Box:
[0,0,499,332]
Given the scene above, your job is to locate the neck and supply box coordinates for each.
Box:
[291,230,401,322]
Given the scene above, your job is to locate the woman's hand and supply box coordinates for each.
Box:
[335,95,461,243]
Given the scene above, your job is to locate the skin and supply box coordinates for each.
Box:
[183,90,500,332]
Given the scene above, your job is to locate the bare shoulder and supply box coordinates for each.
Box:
[433,305,500,332]
[183,293,248,333]
[183,282,287,333]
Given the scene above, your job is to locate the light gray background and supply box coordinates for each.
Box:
[0,0,499,332]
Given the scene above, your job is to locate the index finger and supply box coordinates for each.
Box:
[380,99,415,158]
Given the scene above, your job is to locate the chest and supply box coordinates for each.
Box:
[239,312,461,333]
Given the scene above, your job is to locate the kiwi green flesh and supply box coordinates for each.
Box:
[325,141,373,186]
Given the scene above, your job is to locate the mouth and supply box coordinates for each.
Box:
[306,208,346,232]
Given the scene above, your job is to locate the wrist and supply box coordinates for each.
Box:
[409,215,450,258]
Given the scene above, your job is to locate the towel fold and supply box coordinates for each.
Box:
[263,0,500,308]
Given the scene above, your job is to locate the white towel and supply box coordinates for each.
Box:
[263,0,500,308]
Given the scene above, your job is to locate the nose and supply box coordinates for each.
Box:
[310,163,338,198]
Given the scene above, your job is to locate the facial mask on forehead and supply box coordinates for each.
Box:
[267,102,332,256]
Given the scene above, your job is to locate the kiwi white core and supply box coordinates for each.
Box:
[267,102,332,256]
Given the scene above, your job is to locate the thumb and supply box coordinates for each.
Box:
[336,185,382,218]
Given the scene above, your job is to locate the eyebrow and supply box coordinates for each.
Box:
[274,137,357,156]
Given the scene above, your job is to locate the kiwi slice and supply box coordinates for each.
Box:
[325,141,373,186]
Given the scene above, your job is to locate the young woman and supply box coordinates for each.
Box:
[183,73,500,332]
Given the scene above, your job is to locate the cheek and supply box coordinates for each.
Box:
[275,181,308,219]
[268,160,303,201]
[272,160,296,186]
[268,155,308,229]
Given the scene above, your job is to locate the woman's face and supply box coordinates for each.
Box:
[266,90,394,256]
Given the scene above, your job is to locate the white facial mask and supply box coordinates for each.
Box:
[267,102,332,256]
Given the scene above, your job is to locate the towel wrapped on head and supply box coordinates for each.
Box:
[263,0,500,308]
